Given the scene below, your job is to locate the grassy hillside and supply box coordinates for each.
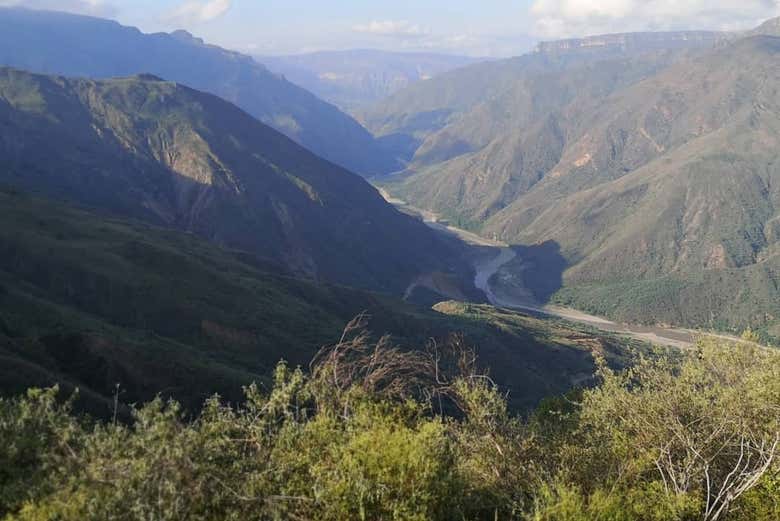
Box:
[374,27,780,334]
[0,7,397,175]
[484,35,780,333]
[0,189,641,414]
[384,49,694,227]
[0,68,475,296]
[360,31,719,165]
[0,189,390,414]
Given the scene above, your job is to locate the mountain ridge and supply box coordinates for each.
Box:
[359,30,720,166]
[0,6,398,175]
[0,188,636,414]
[262,49,483,113]
[375,25,780,334]
[0,67,474,296]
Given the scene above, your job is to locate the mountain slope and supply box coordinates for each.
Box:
[0,7,397,175]
[0,189,638,414]
[360,31,721,165]
[387,50,699,227]
[0,68,472,295]
[482,35,780,332]
[746,16,780,37]
[262,49,482,113]
[370,26,780,333]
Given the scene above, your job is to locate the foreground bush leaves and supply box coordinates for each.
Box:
[1,328,778,520]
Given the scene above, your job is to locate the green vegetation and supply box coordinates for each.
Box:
[1,331,776,520]
[0,189,640,415]
[0,7,398,175]
[0,67,471,296]
[0,188,388,413]
[373,29,780,335]
[552,272,780,344]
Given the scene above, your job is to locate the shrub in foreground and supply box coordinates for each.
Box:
[0,324,777,520]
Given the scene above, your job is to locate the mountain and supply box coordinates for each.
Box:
[747,16,780,37]
[484,35,780,332]
[534,31,724,55]
[0,68,474,296]
[0,189,638,414]
[0,7,398,175]
[359,31,721,165]
[376,27,780,335]
[261,50,483,113]
[386,49,702,228]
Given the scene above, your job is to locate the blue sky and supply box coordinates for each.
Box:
[117,0,540,57]
[3,1,780,57]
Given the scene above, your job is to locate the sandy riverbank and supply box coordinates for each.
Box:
[379,187,746,350]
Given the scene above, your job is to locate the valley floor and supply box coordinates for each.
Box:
[379,187,750,350]
[473,243,696,349]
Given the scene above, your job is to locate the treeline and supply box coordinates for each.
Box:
[1,321,778,520]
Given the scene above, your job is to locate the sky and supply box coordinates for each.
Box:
[2,0,780,57]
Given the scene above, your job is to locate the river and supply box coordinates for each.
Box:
[379,188,749,350]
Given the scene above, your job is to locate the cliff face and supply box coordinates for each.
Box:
[534,31,723,56]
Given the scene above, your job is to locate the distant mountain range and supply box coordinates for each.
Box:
[0,7,398,175]
[360,30,723,165]
[261,50,483,113]
[371,23,780,335]
[0,68,473,296]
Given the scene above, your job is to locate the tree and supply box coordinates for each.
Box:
[575,338,780,521]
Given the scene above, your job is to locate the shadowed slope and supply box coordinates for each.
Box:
[0,190,638,414]
[0,68,471,295]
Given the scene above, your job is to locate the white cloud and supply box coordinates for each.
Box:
[167,0,232,25]
[530,0,780,38]
[348,20,531,56]
[0,0,117,16]
[352,20,429,39]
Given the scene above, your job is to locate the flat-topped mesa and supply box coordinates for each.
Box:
[534,31,724,56]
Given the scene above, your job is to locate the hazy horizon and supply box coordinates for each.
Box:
[2,0,780,58]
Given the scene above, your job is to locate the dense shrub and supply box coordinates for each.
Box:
[1,327,778,520]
